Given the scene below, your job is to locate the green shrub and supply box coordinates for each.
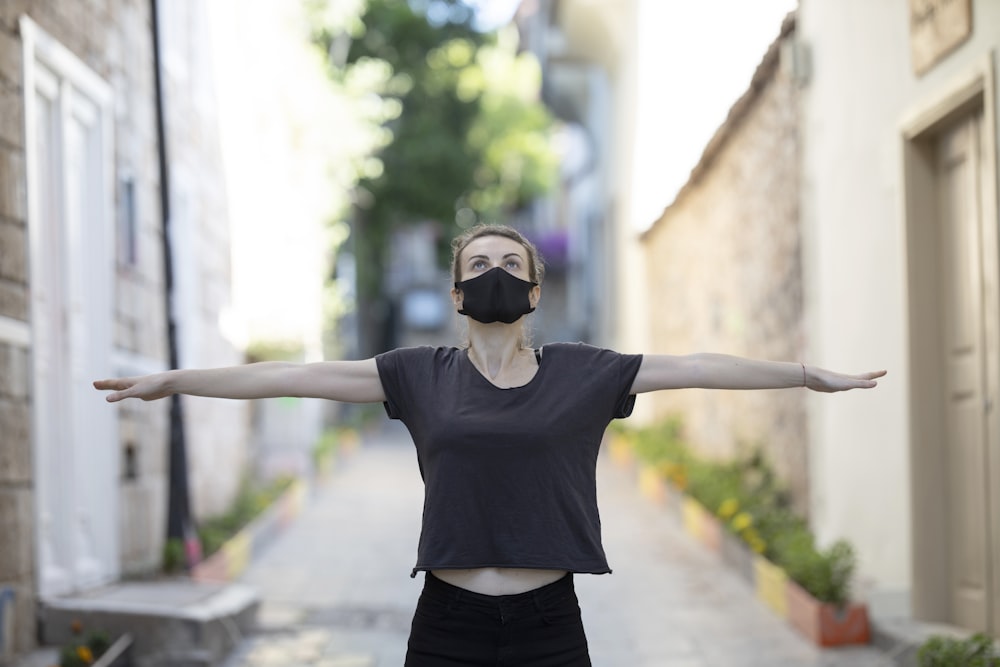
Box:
[197,475,294,558]
[313,428,341,467]
[59,630,111,667]
[918,633,1000,666]
[617,419,859,605]
[771,529,856,605]
[162,537,185,573]
[685,459,742,515]
[629,417,686,466]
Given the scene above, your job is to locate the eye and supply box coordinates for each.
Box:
[471,259,487,270]
[505,259,521,270]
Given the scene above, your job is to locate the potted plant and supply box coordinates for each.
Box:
[778,534,870,646]
[917,633,1000,666]
[57,623,132,667]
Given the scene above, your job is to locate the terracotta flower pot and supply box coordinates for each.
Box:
[785,581,871,647]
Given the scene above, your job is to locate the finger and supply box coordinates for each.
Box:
[859,370,887,380]
[94,378,133,391]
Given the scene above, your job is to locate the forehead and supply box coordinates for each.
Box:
[461,235,526,260]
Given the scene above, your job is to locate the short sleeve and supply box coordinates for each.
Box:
[375,347,432,420]
[549,343,642,421]
[614,352,643,419]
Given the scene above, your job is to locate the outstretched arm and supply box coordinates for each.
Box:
[630,353,885,394]
[94,359,386,404]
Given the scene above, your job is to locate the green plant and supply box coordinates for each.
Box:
[162,537,185,573]
[628,418,687,467]
[59,627,111,667]
[918,633,1000,666]
[771,530,856,605]
[618,419,861,605]
[197,475,294,557]
[312,428,341,467]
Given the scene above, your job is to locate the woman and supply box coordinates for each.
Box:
[95,224,884,666]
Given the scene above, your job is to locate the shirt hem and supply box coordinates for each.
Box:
[410,564,613,578]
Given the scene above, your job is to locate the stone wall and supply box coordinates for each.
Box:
[0,0,252,658]
[0,0,172,656]
[640,25,809,512]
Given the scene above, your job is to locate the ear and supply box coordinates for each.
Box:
[451,286,463,310]
[529,284,541,308]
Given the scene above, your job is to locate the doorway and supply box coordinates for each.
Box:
[904,58,1000,636]
[21,17,118,597]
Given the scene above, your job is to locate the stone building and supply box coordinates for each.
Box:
[0,1,248,660]
[639,15,808,510]
[643,0,1000,640]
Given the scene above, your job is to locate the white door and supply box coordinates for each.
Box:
[935,108,995,633]
[22,19,118,597]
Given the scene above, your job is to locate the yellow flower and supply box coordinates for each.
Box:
[730,512,753,532]
[717,498,740,520]
[748,536,767,553]
[76,646,94,664]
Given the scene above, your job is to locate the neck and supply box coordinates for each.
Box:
[467,322,526,379]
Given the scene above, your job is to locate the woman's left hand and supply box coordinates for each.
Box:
[804,367,886,393]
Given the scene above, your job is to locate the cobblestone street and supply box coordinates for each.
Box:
[222,422,894,667]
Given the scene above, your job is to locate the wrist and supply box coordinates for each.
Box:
[162,368,181,395]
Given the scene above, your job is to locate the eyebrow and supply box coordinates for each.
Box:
[467,252,524,263]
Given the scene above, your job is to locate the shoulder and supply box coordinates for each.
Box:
[377,345,455,359]
[543,342,643,378]
[375,346,461,371]
[543,342,625,359]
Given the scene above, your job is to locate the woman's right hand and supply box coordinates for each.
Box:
[93,373,172,403]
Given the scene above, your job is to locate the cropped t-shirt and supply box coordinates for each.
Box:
[374,342,643,577]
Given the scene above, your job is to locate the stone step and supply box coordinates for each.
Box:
[38,580,258,667]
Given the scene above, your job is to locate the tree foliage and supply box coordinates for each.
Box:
[310,0,558,301]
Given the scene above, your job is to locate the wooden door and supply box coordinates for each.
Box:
[24,20,118,597]
[935,108,994,632]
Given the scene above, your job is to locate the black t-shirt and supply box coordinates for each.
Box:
[375,342,644,576]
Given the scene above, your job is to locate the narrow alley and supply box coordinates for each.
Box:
[221,421,893,667]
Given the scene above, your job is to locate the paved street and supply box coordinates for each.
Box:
[222,421,893,667]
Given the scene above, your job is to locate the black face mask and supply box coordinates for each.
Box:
[455,267,537,324]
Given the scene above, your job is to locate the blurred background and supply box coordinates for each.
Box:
[2,0,999,661]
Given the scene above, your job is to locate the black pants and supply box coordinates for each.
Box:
[405,572,593,666]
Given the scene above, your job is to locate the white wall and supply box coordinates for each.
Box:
[798,0,1000,614]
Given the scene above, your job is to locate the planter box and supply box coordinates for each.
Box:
[754,555,789,618]
[192,479,306,583]
[786,582,870,647]
[607,433,635,468]
[681,497,704,541]
[638,465,667,505]
[700,511,722,553]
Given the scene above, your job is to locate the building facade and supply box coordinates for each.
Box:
[640,16,808,511]
[515,0,642,350]
[642,0,1000,638]
[0,1,248,659]
[797,0,1000,635]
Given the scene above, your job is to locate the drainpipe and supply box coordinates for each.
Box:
[150,0,199,567]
